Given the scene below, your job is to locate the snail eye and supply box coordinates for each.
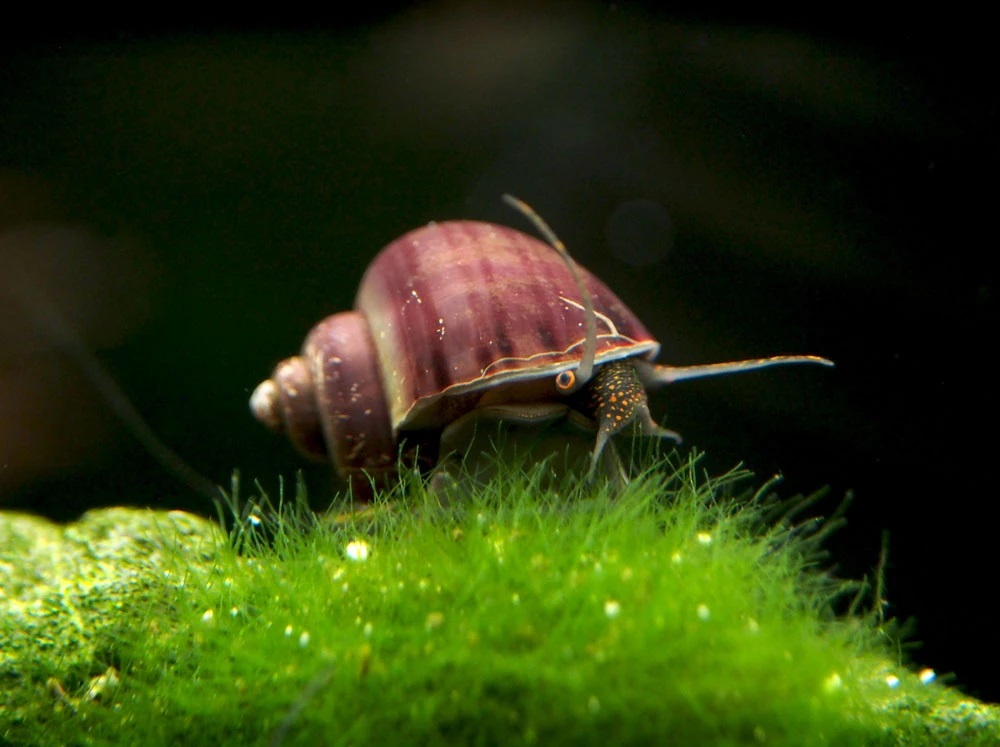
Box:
[555,370,576,392]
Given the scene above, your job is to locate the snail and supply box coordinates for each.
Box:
[250,196,832,490]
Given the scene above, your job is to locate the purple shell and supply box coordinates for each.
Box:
[355,221,659,431]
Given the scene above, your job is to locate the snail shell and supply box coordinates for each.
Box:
[251,220,659,486]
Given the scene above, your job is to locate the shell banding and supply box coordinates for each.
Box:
[360,221,659,429]
[251,220,659,485]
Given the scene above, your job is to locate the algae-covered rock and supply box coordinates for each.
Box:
[1,509,220,718]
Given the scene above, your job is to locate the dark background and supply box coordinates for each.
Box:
[2,6,996,701]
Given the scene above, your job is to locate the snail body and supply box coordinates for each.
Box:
[251,198,832,489]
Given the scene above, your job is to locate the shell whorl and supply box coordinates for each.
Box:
[249,356,327,460]
[303,312,396,482]
[250,311,396,484]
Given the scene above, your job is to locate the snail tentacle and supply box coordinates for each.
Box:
[502,194,597,391]
[635,355,834,388]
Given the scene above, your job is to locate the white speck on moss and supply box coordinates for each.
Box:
[201,609,214,623]
[746,617,760,633]
[919,668,936,684]
[84,666,120,702]
[284,624,294,637]
[823,673,843,693]
[248,513,262,527]
[299,631,310,648]
[886,674,900,688]
[604,600,621,619]
[426,611,445,630]
[363,622,373,638]
[345,540,370,561]
[671,552,682,564]
[696,604,710,621]
[696,531,712,545]
[230,607,239,617]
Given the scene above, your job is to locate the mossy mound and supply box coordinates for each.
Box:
[2,457,997,745]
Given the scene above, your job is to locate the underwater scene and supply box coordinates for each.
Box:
[2,8,996,745]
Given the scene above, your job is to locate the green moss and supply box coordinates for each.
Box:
[1,455,997,746]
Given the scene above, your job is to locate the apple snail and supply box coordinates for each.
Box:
[250,196,832,489]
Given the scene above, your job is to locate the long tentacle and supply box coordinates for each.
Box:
[635,355,833,388]
[5,251,223,504]
[503,194,597,391]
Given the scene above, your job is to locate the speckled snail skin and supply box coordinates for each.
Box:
[250,196,833,490]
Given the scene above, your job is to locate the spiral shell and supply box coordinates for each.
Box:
[251,220,658,483]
